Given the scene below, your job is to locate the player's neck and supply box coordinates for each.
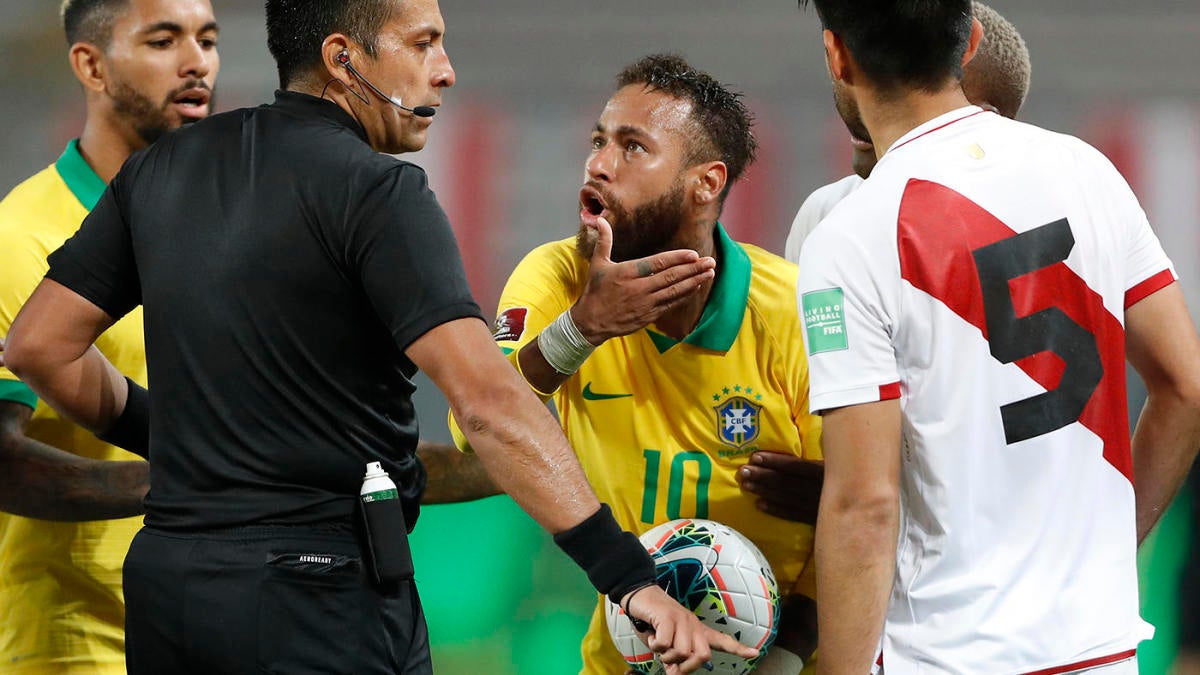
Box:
[78,116,149,184]
[860,85,972,163]
[655,231,717,341]
[656,274,715,341]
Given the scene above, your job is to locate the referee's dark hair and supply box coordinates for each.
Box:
[266,0,395,89]
[616,54,757,205]
[800,0,974,94]
[61,0,129,49]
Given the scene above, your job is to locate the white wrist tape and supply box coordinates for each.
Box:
[538,309,596,375]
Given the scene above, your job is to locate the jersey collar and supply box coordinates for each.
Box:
[881,105,986,160]
[54,139,107,211]
[647,222,751,354]
[272,90,369,143]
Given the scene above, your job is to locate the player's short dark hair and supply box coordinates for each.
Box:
[266,0,397,88]
[61,0,130,49]
[802,0,974,94]
[616,54,757,203]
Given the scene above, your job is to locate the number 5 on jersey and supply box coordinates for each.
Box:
[973,218,1102,444]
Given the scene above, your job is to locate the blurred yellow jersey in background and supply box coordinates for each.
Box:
[0,141,146,675]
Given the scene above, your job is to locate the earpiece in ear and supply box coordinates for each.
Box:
[336,49,350,66]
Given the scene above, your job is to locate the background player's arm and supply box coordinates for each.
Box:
[416,440,501,504]
[814,399,901,675]
[0,400,148,520]
[518,217,714,394]
[736,451,823,523]
[1125,281,1200,543]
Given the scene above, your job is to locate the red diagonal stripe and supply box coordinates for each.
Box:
[897,179,1131,482]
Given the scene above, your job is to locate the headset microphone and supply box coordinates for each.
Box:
[335,50,436,118]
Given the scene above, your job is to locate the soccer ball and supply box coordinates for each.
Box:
[605,519,780,675]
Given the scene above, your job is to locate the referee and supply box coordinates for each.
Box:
[5,1,751,674]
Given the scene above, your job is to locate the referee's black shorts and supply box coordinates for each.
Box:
[123,524,431,675]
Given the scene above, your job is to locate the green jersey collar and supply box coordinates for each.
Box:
[55,139,106,211]
[647,223,751,353]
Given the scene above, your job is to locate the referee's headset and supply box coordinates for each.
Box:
[334,49,436,118]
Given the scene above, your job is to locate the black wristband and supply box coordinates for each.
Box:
[97,377,150,459]
[553,504,656,605]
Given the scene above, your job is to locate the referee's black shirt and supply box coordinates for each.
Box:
[46,91,483,532]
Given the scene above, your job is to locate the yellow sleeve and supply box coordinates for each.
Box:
[782,261,821,603]
[774,261,823,463]
[448,238,585,452]
[0,210,53,389]
[793,359,823,463]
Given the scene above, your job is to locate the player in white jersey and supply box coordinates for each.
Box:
[747,0,1032,584]
[783,174,862,264]
[795,1,1200,674]
[782,1,1030,264]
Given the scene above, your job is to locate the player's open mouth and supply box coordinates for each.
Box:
[171,89,211,119]
[850,135,874,152]
[579,185,609,225]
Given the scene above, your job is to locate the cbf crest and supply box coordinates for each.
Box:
[712,385,763,449]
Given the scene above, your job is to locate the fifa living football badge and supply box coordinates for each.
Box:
[712,386,762,449]
[801,287,848,353]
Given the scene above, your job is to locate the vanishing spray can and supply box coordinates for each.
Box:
[359,461,414,584]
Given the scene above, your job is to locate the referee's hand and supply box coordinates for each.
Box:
[572,216,715,345]
[624,584,759,673]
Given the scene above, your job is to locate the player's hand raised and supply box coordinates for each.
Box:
[572,216,715,345]
[737,451,824,524]
[623,584,759,673]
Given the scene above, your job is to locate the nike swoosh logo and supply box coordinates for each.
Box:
[581,383,632,401]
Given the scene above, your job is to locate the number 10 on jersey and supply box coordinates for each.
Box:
[640,450,712,523]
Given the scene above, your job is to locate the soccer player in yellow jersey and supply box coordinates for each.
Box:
[448,54,823,673]
[0,0,218,672]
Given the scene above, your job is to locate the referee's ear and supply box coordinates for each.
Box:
[320,33,358,94]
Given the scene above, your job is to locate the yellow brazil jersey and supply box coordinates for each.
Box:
[456,225,821,674]
[0,141,147,675]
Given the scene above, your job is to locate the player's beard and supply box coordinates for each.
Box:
[109,77,213,145]
[576,179,687,263]
[832,80,871,147]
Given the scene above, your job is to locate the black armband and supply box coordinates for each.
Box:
[97,377,150,459]
[553,503,656,605]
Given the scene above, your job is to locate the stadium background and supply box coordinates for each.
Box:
[1,0,1197,672]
